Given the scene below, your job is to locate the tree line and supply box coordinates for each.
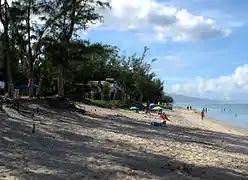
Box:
[0,0,174,104]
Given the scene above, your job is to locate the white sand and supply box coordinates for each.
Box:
[0,102,248,180]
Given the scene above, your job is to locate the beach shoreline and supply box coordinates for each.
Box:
[0,102,248,179]
[174,103,248,130]
[172,107,248,136]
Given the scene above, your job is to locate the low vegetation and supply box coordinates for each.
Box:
[83,99,125,108]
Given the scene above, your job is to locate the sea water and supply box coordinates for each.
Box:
[174,101,248,129]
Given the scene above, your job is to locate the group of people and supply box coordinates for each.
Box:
[186,106,192,110]
[186,106,207,120]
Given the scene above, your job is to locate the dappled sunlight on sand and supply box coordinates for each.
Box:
[0,101,247,179]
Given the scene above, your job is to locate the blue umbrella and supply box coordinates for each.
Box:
[149,103,157,110]
[15,84,38,89]
[130,106,139,110]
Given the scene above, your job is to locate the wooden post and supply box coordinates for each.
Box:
[32,123,35,133]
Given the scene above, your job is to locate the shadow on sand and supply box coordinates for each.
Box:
[0,102,247,180]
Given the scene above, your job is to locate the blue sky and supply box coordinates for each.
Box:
[82,0,248,101]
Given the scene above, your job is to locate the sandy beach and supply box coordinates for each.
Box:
[0,101,248,179]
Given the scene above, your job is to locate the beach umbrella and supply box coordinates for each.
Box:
[152,106,162,110]
[15,84,38,89]
[149,103,157,109]
[130,106,139,110]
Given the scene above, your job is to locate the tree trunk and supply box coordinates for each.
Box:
[122,91,127,104]
[113,91,116,101]
[56,0,76,98]
[57,64,64,97]
[36,71,43,97]
[7,60,14,97]
[27,0,34,97]
[28,66,34,97]
[81,82,85,99]
[4,0,14,97]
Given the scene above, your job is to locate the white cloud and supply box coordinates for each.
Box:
[136,32,167,43]
[167,64,248,101]
[98,0,231,42]
[2,0,232,42]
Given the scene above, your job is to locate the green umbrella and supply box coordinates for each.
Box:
[152,106,162,110]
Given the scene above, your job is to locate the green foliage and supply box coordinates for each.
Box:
[84,99,125,108]
[101,81,110,95]
[0,0,167,106]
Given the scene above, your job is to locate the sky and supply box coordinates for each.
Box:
[81,0,248,101]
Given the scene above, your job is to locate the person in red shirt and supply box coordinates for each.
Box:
[160,112,170,126]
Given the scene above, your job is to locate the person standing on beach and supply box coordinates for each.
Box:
[201,109,204,120]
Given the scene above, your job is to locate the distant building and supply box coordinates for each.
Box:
[83,78,122,100]
[0,75,5,95]
[0,81,5,89]
[105,78,114,83]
